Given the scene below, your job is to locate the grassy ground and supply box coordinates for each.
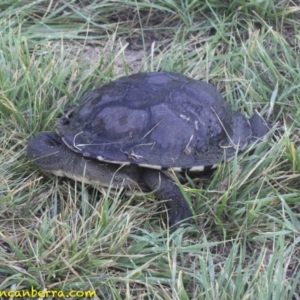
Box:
[1,0,300,299]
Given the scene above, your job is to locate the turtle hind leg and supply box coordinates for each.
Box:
[249,114,270,139]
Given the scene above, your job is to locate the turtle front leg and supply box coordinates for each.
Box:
[143,169,193,227]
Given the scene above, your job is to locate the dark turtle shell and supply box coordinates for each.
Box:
[57,72,252,171]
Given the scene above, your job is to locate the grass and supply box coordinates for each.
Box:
[1,0,300,299]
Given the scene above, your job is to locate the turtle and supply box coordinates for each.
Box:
[27,72,269,227]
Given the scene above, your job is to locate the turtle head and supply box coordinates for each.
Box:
[27,132,71,175]
[27,132,145,191]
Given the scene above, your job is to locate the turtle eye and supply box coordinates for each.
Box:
[114,175,120,181]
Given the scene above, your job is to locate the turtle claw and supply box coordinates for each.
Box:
[168,206,194,229]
